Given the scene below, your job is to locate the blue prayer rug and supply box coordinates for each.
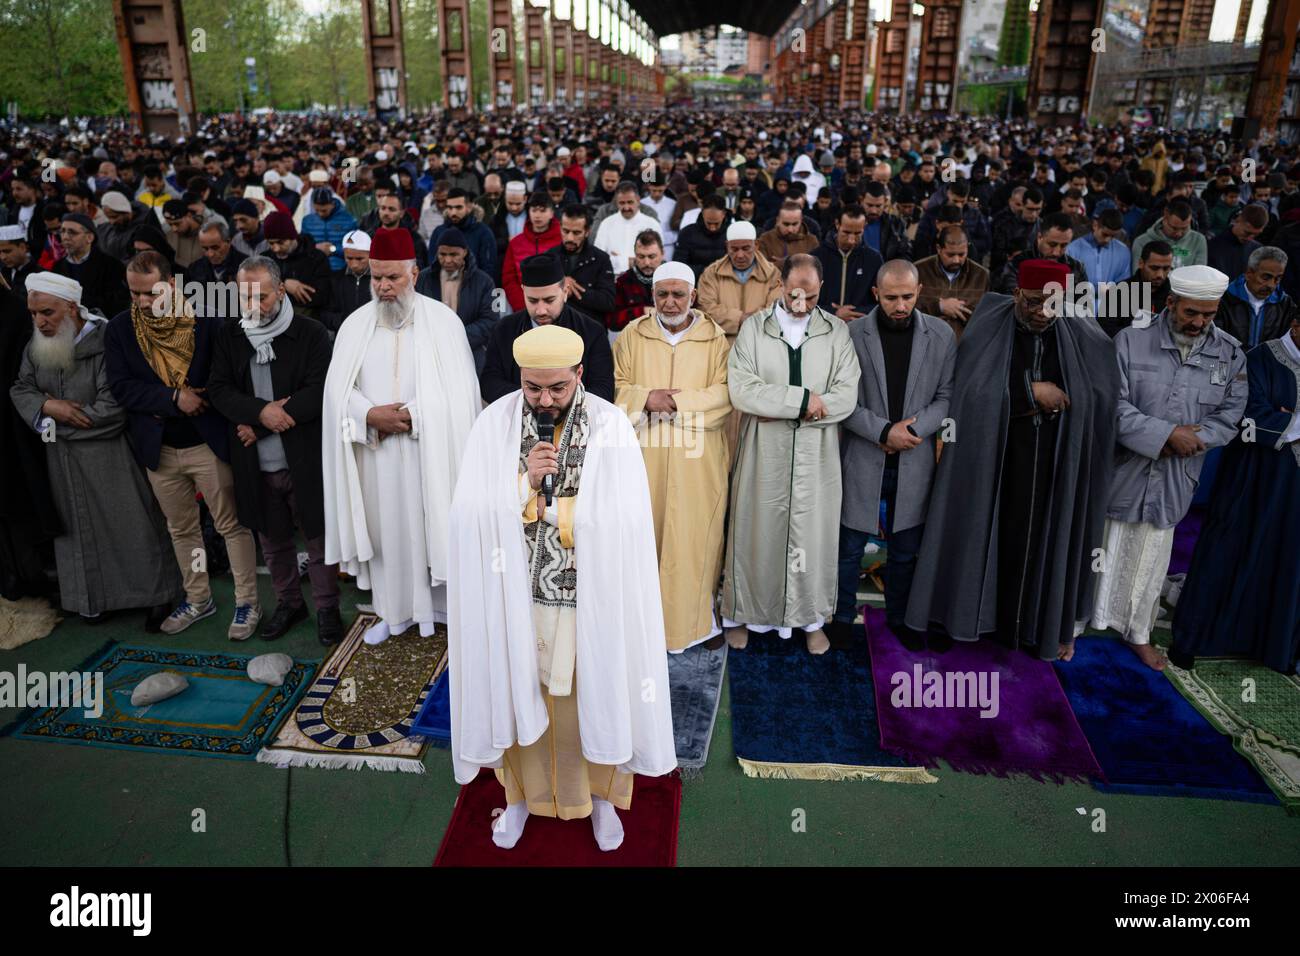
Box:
[4,643,316,760]
[1055,636,1278,804]
[727,629,936,783]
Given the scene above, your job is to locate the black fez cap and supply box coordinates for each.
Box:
[520,254,564,287]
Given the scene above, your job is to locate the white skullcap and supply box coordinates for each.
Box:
[26,272,82,303]
[342,229,371,252]
[1169,265,1230,300]
[374,149,389,162]
[0,225,26,242]
[505,180,528,195]
[263,170,282,185]
[556,146,572,158]
[308,169,330,184]
[652,262,696,288]
[726,221,757,242]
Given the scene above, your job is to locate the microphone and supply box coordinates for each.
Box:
[536,410,555,507]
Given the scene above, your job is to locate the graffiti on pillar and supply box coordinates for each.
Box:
[556,85,567,103]
[135,44,171,80]
[1057,95,1082,115]
[932,7,956,38]
[496,80,514,108]
[919,81,951,112]
[376,67,400,111]
[574,88,585,106]
[448,74,469,109]
[879,86,903,109]
[531,83,545,106]
[1036,95,1057,114]
[142,80,179,111]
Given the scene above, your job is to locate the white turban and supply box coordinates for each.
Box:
[652,262,696,289]
[0,225,26,242]
[726,221,757,242]
[26,271,83,304]
[26,272,94,321]
[1169,265,1230,300]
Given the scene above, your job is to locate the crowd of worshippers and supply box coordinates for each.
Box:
[2,110,1298,680]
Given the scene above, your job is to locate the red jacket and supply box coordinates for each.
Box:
[502,220,563,310]
[610,269,654,331]
[564,163,587,200]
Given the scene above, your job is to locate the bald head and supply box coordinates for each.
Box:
[873,259,920,326]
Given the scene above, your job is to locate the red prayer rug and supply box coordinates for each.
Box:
[434,769,681,867]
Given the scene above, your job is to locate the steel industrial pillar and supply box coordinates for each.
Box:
[525,1,550,106]
[487,0,517,108]
[1025,0,1104,125]
[111,0,197,136]
[873,0,911,113]
[551,1,571,105]
[360,0,407,116]
[1245,0,1300,133]
[836,0,870,110]
[439,0,474,111]
[915,0,962,115]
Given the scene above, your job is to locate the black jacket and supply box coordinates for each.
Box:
[54,248,129,320]
[544,241,616,327]
[863,213,912,263]
[479,305,614,404]
[415,250,499,370]
[814,233,884,314]
[1206,232,1260,281]
[1215,287,1299,349]
[206,312,332,538]
[103,310,230,471]
[271,244,334,319]
[990,209,1037,274]
[320,269,373,333]
[673,221,730,279]
[186,248,248,287]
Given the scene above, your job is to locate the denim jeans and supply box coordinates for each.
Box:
[834,465,924,629]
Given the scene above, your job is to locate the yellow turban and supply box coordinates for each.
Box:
[513,325,584,369]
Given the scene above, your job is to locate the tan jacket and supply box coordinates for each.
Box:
[756,225,819,270]
[694,252,783,337]
[914,255,990,341]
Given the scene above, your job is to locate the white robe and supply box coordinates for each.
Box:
[1090,517,1175,646]
[594,211,662,275]
[322,294,481,625]
[447,390,677,785]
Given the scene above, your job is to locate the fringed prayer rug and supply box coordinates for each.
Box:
[866,609,1101,781]
[256,614,446,773]
[3,642,315,759]
[727,623,937,783]
[668,641,726,775]
[434,768,681,866]
[1054,636,1277,803]
[1164,658,1300,814]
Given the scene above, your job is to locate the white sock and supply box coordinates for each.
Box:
[363,620,391,645]
[591,797,624,852]
[492,801,529,849]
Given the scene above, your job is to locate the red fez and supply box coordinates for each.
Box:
[263,211,298,241]
[370,227,416,261]
[1017,258,1071,292]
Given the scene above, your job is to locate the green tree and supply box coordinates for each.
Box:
[997,0,1032,67]
[0,0,125,117]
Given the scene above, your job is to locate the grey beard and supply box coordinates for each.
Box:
[376,288,416,329]
[29,316,78,374]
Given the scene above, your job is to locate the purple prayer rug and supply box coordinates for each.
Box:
[865,609,1103,781]
[1167,509,1204,577]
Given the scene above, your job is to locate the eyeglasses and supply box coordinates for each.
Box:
[523,378,577,400]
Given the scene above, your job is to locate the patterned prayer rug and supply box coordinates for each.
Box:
[727,624,937,783]
[1164,658,1300,813]
[256,614,447,773]
[434,768,681,866]
[866,609,1102,781]
[1055,636,1277,803]
[668,641,727,775]
[3,643,315,759]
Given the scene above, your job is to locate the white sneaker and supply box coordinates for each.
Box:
[159,599,217,635]
[227,604,262,641]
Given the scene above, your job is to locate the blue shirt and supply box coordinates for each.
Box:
[864,220,882,255]
[1067,233,1131,286]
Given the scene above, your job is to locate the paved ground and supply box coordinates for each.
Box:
[3,576,1297,867]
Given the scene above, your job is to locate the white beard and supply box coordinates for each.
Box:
[29,315,78,374]
[376,287,416,330]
